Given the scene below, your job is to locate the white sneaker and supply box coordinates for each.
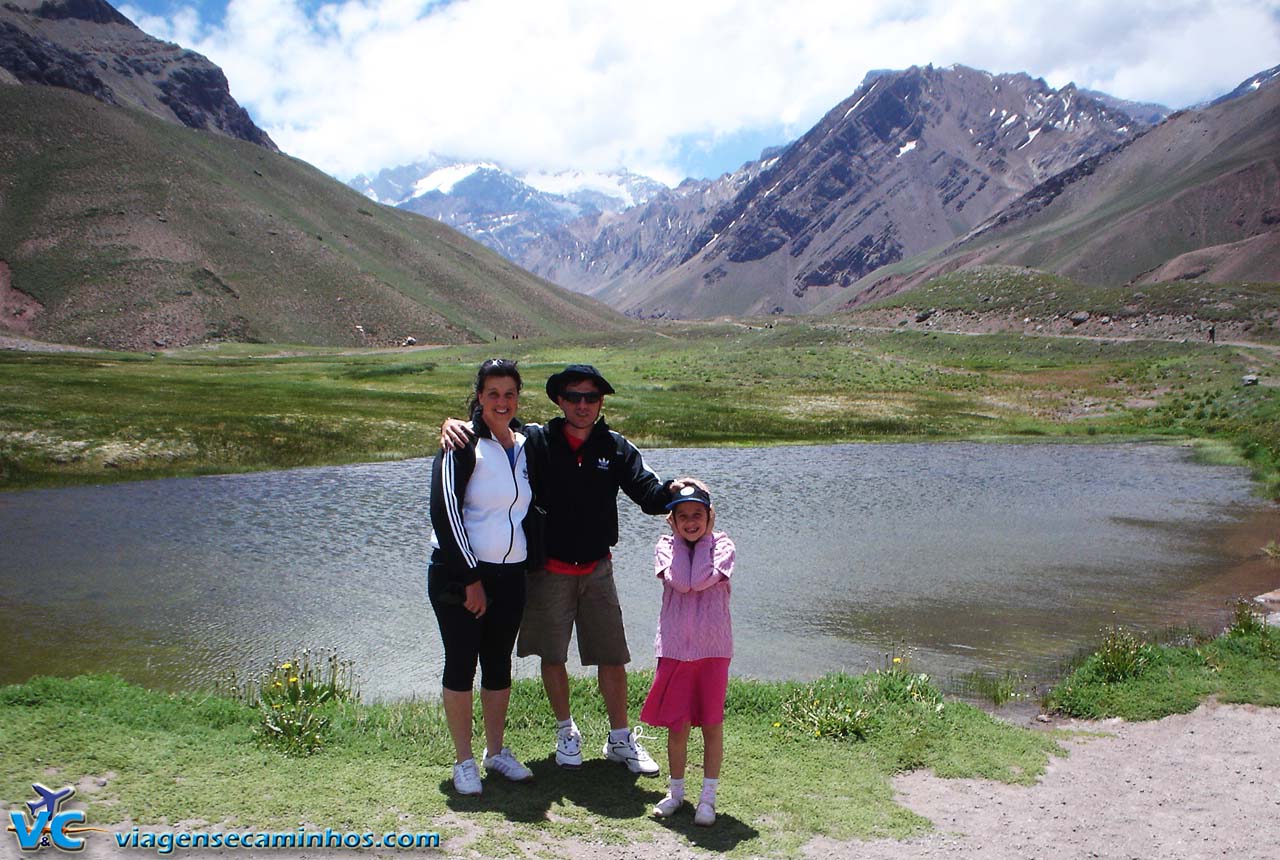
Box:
[555,723,583,769]
[694,800,716,826]
[603,727,660,775]
[482,747,533,782]
[653,793,684,817]
[452,758,482,796]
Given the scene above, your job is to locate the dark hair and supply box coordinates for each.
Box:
[466,358,522,417]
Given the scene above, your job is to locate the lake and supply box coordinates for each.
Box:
[2,442,1277,700]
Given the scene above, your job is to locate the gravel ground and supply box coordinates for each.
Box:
[812,700,1280,860]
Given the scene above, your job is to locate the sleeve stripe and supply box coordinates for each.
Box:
[443,450,478,568]
[629,440,661,481]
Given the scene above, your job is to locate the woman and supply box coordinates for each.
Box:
[428,358,534,796]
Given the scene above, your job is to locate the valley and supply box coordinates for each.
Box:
[3,293,1278,496]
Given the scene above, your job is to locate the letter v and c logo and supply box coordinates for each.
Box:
[7,784,92,852]
[9,809,87,851]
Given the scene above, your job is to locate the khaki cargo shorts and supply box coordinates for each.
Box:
[517,558,631,666]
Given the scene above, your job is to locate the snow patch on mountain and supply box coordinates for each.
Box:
[412,163,498,197]
[523,169,668,208]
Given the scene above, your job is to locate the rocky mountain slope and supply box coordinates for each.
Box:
[842,68,1280,308]
[0,0,275,149]
[0,84,626,350]
[350,158,667,263]
[524,65,1151,318]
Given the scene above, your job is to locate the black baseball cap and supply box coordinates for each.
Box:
[546,364,616,403]
[665,484,711,510]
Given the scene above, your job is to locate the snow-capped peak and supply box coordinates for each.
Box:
[411,162,499,197]
[522,169,668,208]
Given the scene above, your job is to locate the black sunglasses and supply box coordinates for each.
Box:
[560,391,602,404]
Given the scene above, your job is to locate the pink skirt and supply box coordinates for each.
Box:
[640,657,730,728]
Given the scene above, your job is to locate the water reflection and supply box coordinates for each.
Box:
[1,442,1276,700]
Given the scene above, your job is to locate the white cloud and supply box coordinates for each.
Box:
[120,0,1280,181]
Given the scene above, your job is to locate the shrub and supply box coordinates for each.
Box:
[1094,625,1157,683]
[227,649,359,755]
[1227,598,1267,639]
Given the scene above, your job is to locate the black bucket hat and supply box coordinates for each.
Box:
[546,364,616,403]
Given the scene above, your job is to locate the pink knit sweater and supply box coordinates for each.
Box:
[652,531,735,660]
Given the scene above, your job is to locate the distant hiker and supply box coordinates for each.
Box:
[642,477,736,827]
[442,364,673,776]
[1208,324,1216,343]
[428,359,536,796]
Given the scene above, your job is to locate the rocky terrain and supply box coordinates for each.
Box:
[843,73,1280,312]
[0,0,275,149]
[516,65,1152,318]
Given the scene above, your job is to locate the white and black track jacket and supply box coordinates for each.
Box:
[429,417,532,583]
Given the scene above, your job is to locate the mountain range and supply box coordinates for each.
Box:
[0,0,624,350]
[366,62,1277,320]
[1,0,1276,350]
[358,65,1179,318]
[350,159,668,263]
[859,65,1280,306]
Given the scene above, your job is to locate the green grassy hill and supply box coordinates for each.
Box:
[0,85,628,350]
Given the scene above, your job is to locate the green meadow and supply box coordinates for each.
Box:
[3,315,1278,855]
[2,609,1276,857]
[3,319,1278,496]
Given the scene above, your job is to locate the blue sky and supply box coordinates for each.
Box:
[116,1,1280,185]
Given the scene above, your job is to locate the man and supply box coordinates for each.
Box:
[443,364,671,774]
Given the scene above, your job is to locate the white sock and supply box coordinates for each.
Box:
[608,727,631,742]
[557,717,575,730]
[701,777,719,805]
[668,777,685,800]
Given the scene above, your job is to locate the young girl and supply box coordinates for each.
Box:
[640,477,735,826]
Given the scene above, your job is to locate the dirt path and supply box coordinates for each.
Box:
[817,700,1280,860]
[545,701,1280,860]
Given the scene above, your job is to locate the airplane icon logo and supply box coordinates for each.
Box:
[26,784,75,818]
[7,782,105,852]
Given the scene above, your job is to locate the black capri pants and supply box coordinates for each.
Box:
[428,557,527,692]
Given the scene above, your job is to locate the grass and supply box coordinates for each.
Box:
[0,667,1064,857]
[5,614,1277,856]
[4,319,1278,494]
[950,669,1027,708]
[1049,603,1280,720]
[859,266,1280,331]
